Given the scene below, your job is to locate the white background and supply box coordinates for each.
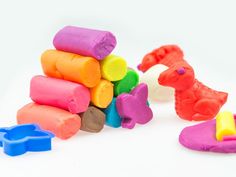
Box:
[0,0,236,177]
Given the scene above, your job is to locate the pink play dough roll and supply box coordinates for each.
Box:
[17,103,81,139]
[30,75,90,114]
[53,26,117,60]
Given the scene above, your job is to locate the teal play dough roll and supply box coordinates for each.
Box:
[113,68,139,96]
[104,98,121,128]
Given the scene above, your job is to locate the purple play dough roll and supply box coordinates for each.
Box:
[53,26,117,60]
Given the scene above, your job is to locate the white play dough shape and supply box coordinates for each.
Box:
[139,64,175,102]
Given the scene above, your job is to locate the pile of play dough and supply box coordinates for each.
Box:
[17,26,153,140]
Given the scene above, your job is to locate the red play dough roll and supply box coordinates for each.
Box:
[30,75,90,114]
[17,103,81,139]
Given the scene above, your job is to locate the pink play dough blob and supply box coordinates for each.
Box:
[116,83,153,129]
[179,115,236,153]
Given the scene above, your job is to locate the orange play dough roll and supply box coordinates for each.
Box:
[90,79,114,108]
[17,103,81,140]
[41,49,101,88]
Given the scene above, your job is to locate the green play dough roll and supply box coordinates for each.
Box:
[113,68,139,96]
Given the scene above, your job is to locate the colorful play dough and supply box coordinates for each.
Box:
[53,26,117,60]
[116,83,153,129]
[100,54,127,81]
[216,111,236,141]
[104,98,122,128]
[17,103,81,139]
[30,76,90,114]
[79,106,105,133]
[41,49,101,88]
[15,25,155,148]
[179,115,236,153]
[113,68,139,96]
[90,79,113,108]
[139,64,175,102]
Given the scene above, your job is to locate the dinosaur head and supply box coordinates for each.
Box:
[137,53,156,72]
[158,63,195,90]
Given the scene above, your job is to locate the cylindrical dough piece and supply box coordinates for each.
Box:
[53,26,117,60]
[100,54,127,81]
[113,68,139,96]
[90,79,113,108]
[17,103,81,139]
[104,98,122,128]
[79,106,105,133]
[139,64,175,102]
[216,111,236,141]
[30,75,90,114]
[41,49,101,88]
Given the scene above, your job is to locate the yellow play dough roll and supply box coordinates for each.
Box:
[100,54,127,81]
[90,79,113,108]
[216,111,236,141]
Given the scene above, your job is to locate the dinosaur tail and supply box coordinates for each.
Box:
[138,45,185,72]
[218,91,228,105]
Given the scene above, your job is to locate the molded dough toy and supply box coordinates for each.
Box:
[138,45,184,72]
[138,45,228,121]
[104,98,122,128]
[90,79,113,108]
[216,111,236,141]
[0,124,54,156]
[79,106,105,133]
[116,83,153,129]
[41,49,101,88]
[139,64,175,102]
[179,113,236,153]
[17,103,81,139]
[113,68,139,96]
[100,54,127,81]
[30,76,90,114]
[53,26,117,60]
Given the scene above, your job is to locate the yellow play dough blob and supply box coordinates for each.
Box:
[100,54,127,81]
[216,111,236,141]
[90,79,114,108]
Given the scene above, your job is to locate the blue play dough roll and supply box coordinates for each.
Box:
[104,98,122,128]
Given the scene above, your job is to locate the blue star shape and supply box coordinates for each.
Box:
[0,124,54,156]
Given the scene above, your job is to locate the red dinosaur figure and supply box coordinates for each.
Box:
[138,45,228,121]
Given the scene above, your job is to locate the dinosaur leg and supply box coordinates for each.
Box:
[192,99,221,121]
